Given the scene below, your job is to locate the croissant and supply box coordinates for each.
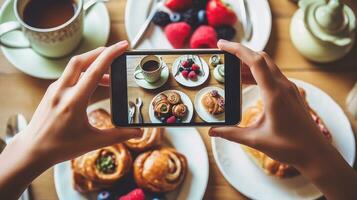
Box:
[201,91,225,115]
[88,109,114,129]
[172,104,187,118]
[133,148,187,193]
[125,128,163,152]
[167,92,181,105]
[71,144,132,193]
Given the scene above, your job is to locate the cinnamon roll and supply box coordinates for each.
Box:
[88,109,114,129]
[133,148,187,193]
[154,101,171,118]
[172,104,187,118]
[71,144,132,193]
[167,92,181,105]
[125,128,163,152]
[201,90,225,115]
[152,94,168,107]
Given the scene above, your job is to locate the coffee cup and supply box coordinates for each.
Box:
[134,55,166,83]
[0,0,100,58]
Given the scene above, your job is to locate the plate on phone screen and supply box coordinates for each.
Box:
[54,99,209,200]
[211,79,356,200]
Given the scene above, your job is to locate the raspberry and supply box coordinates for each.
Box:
[215,25,236,40]
[118,188,145,200]
[190,25,218,48]
[165,22,192,48]
[166,116,176,124]
[188,71,197,79]
[152,11,171,27]
[181,70,189,78]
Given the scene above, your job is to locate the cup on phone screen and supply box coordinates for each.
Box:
[134,55,166,83]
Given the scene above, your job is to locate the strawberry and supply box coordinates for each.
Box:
[188,71,197,79]
[206,0,237,27]
[165,0,193,12]
[167,116,176,124]
[165,22,192,48]
[118,189,145,200]
[191,64,200,71]
[181,70,189,78]
[182,60,190,68]
[190,25,217,48]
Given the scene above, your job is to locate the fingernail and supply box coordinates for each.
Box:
[208,129,217,137]
[114,40,129,47]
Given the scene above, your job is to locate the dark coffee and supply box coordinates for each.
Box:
[23,0,77,29]
[143,60,159,72]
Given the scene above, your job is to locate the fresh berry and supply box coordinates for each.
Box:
[215,25,236,40]
[210,90,219,97]
[176,118,182,123]
[165,0,193,12]
[170,12,182,22]
[190,25,218,48]
[188,71,197,79]
[152,11,171,27]
[197,10,208,25]
[178,67,184,72]
[182,60,190,68]
[193,0,208,9]
[181,70,189,78]
[206,0,238,27]
[97,191,112,200]
[166,116,176,124]
[119,189,145,200]
[187,58,195,66]
[191,64,200,71]
[182,9,198,28]
[165,22,192,48]
[160,117,167,122]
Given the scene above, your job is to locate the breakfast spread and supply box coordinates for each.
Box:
[178,57,203,80]
[241,88,332,178]
[201,90,225,115]
[71,109,188,199]
[152,0,238,48]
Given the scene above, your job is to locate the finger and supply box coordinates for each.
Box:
[89,127,142,148]
[257,51,286,79]
[217,40,275,90]
[99,74,110,87]
[59,47,105,86]
[209,127,258,147]
[76,41,129,97]
[241,62,256,84]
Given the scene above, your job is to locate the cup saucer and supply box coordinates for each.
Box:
[133,64,169,90]
[0,0,110,79]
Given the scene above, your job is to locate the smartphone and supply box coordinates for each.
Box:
[110,49,241,127]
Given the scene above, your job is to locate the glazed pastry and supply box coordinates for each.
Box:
[167,92,181,105]
[154,100,171,118]
[71,144,132,193]
[152,94,168,107]
[201,90,225,115]
[241,88,332,178]
[133,148,187,193]
[88,109,114,129]
[172,104,187,118]
[125,128,163,152]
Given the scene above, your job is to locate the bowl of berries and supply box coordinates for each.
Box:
[125,0,272,50]
[172,55,209,87]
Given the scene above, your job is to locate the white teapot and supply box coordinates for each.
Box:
[290,0,356,63]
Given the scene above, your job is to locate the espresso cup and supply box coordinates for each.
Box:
[134,55,166,83]
[0,0,91,58]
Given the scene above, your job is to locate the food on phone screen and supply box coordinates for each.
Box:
[125,128,163,152]
[241,88,332,178]
[133,148,187,193]
[209,54,221,67]
[201,90,225,115]
[213,64,225,83]
[118,188,145,200]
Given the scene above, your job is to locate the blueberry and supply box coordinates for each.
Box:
[152,11,171,27]
[176,118,182,123]
[197,10,207,25]
[179,67,184,72]
[182,9,198,28]
[97,191,112,200]
[160,117,167,122]
[170,12,181,22]
[215,25,237,40]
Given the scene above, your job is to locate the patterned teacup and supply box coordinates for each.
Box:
[0,0,87,58]
[134,55,166,83]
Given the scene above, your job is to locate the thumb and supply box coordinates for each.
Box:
[90,127,142,148]
[209,126,258,147]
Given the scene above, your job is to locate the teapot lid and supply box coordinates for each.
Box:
[299,0,356,46]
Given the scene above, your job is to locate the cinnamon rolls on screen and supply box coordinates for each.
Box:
[71,109,188,194]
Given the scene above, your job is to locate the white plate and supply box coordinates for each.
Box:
[125,0,272,51]
[172,55,209,88]
[133,63,169,90]
[194,86,225,122]
[0,0,110,79]
[212,79,356,200]
[149,90,194,123]
[54,99,209,200]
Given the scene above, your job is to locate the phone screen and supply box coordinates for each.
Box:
[111,50,241,127]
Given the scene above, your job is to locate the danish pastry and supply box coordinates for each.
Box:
[153,100,171,118]
[88,109,114,129]
[172,104,187,118]
[71,144,132,193]
[125,128,163,152]
[152,94,168,107]
[241,88,332,178]
[133,148,187,193]
[201,90,225,115]
[167,92,181,105]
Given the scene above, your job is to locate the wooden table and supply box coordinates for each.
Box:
[0,0,356,199]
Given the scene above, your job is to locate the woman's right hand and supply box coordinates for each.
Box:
[209,40,357,200]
